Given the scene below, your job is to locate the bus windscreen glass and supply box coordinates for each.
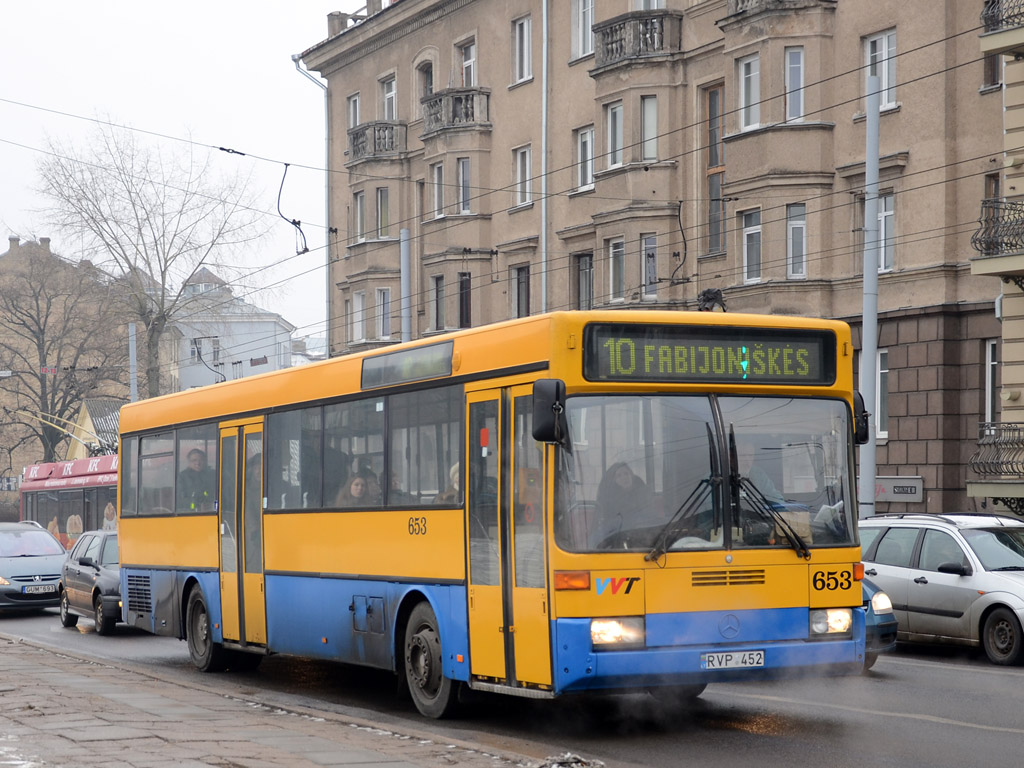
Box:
[584,323,835,385]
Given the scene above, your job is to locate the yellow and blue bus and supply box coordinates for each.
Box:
[117,310,868,717]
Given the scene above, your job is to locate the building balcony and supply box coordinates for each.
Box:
[967,422,1024,512]
[591,10,683,72]
[347,121,407,162]
[421,88,491,137]
[970,199,1024,284]
[980,0,1024,57]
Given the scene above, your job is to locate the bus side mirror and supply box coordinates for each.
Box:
[853,391,870,445]
[533,378,568,446]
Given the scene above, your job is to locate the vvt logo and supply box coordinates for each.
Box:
[595,576,641,595]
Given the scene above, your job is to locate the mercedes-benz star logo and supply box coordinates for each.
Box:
[718,614,741,639]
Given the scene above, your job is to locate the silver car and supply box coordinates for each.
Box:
[0,521,66,612]
[860,514,1024,665]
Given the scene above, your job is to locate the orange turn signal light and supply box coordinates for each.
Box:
[853,562,865,581]
[554,570,591,590]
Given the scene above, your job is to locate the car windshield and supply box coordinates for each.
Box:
[0,529,66,557]
[962,527,1024,570]
[553,394,856,553]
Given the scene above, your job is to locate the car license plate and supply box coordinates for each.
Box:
[22,584,56,594]
[701,650,765,669]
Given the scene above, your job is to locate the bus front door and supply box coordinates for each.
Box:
[218,420,267,647]
[466,386,551,690]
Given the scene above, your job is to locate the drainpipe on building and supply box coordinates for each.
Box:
[540,0,549,313]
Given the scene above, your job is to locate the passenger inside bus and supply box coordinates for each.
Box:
[178,449,216,512]
[596,462,653,530]
[335,472,378,507]
[736,440,784,504]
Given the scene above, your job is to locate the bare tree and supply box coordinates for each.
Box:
[36,124,269,397]
[0,242,128,463]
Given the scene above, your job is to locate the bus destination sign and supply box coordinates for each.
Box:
[583,323,835,385]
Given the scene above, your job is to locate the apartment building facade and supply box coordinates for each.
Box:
[302,0,1003,513]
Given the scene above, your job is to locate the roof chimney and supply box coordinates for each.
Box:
[7,236,18,254]
[39,237,50,254]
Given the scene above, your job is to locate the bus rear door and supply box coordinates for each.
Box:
[466,385,551,690]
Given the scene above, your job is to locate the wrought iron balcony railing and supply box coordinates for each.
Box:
[969,423,1024,477]
[982,0,1024,32]
[593,10,683,70]
[421,88,491,136]
[347,121,407,162]
[971,198,1024,256]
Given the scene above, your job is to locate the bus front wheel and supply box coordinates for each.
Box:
[404,602,458,718]
[186,589,227,672]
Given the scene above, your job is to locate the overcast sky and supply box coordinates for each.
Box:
[0,1,364,340]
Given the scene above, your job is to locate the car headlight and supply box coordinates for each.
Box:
[870,590,893,614]
[591,617,645,648]
[0,576,10,586]
[810,608,853,635]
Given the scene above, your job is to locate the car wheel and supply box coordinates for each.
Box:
[186,589,227,672]
[404,601,458,719]
[94,595,116,636]
[983,607,1024,666]
[59,590,78,628]
[863,652,879,671]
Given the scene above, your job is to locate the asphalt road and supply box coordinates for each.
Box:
[4,609,1024,768]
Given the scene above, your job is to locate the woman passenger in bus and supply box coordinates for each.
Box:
[596,462,653,541]
[334,473,377,507]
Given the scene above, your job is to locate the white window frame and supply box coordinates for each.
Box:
[641,233,658,299]
[607,101,623,167]
[460,40,477,87]
[785,46,804,122]
[347,93,361,129]
[513,16,532,83]
[376,187,390,239]
[609,237,625,301]
[985,338,999,426]
[456,157,472,214]
[641,95,658,161]
[431,163,445,218]
[432,275,445,330]
[742,209,762,283]
[866,29,897,109]
[738,54,760,130]
[572,0,594,59]
[787,203,806,279]
[514,145,532,206]
[354,191,366,242]
[381,76,397,121]
[878,193,894,272]
[876,348,889,440]
[515,265,531,318]
[576,125,594,189]
[352,291,366,343]
[636,0,665,8]
[577,253,594,310]
[376,288,391,340]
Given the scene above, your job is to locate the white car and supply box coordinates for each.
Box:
[860,514,1024,665]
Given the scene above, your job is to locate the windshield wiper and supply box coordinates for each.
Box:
[989,565,1024,571]
[738,478,811,560]
[645,479,714,562]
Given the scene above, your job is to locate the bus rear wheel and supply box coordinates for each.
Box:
[404,602,457,719]
[186,589,227,672]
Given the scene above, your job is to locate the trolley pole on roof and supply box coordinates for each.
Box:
[858,76,880,519]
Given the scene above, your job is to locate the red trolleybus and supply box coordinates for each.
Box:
[21,454,119,548]
[117,310,868,718]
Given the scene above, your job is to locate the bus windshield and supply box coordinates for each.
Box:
[554,394,855,553]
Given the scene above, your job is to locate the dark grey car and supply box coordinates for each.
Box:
[59,529,120,634]
[0,521,66,611]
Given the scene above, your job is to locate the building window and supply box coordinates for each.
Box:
[457,157,471,213]
[458,272,472,328]
[787,203,806,279]
[576,253,593,310]
[785,47,804,122]
[514,145,532,206]
[576,125,594,189]
[641,234,658,299]
[986,338,1000,425]
[347,93,361,129]
[607,101,623,167]
[878,193,894,272]
[376,187,390,238]
[876,349,889,439]
[742,209,762,283]
[460,40,476,87]
[866,29,897,109]
[572,0,594,59]
[513,16,532,83]
[431,163,444,218]
[418,62,434,116]
[376,288,391,339]
[353,191,365,242]
[352,291,366,343]
[432,275,445,330]
[641,95,658,161]
[609,238,625,301]
[211,338,221,363]
[381,76,397,121]
[986,171,1001,201]
[515,266,530,318]
[637,0,665,8]
[738,54,760,130]
[706,84,725,254]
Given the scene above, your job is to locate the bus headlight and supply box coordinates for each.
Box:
[591,617,645,648]
[809,608,853,635]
